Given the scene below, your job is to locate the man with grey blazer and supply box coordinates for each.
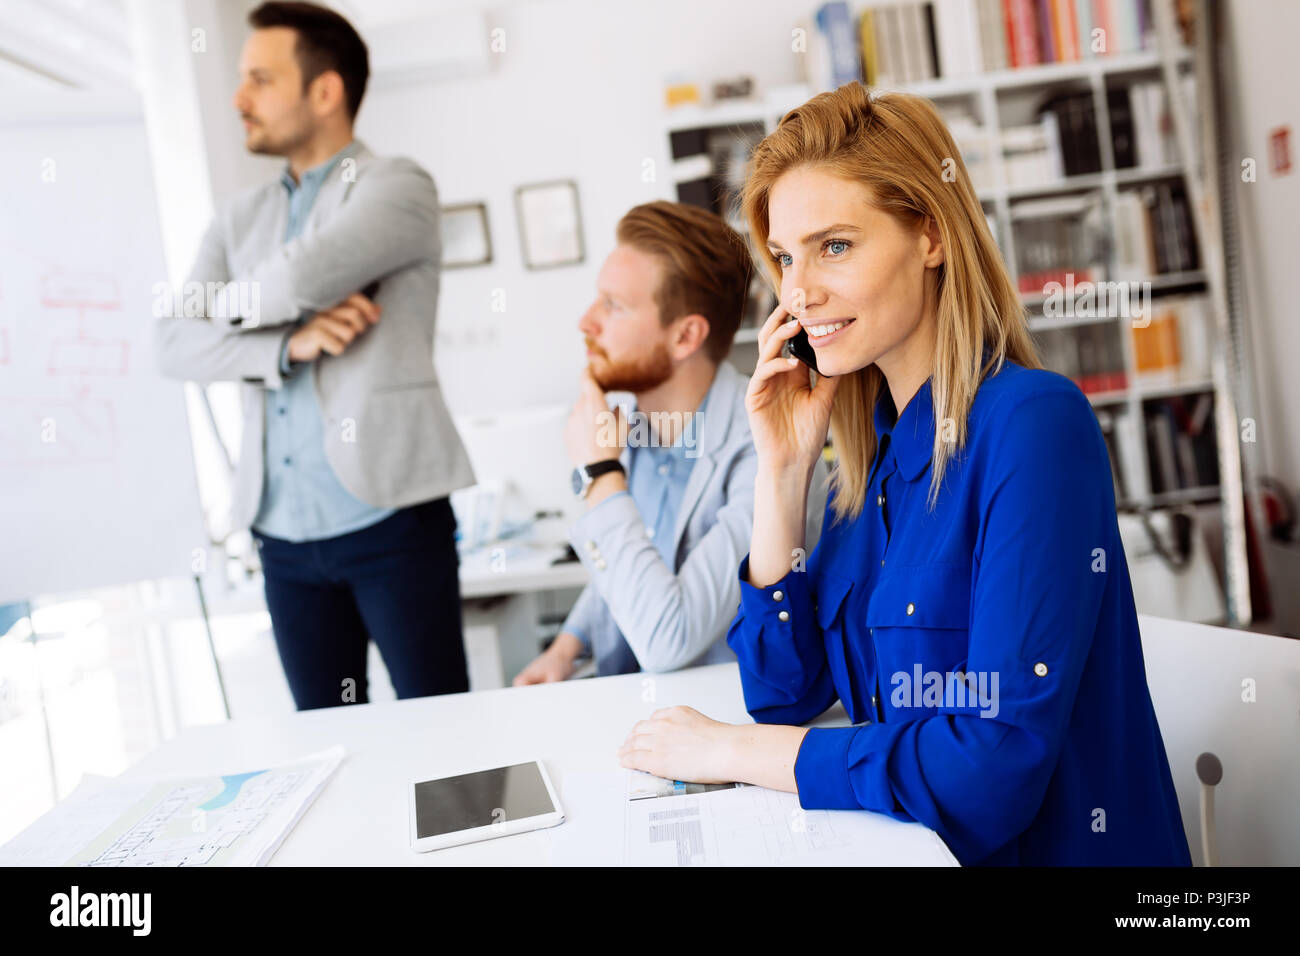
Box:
[156,3,474,709]
[514,202,826,682]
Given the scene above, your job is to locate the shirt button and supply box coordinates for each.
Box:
[871,695,877,706]
[880,558,885,566]
[772,590,784,602]
[645,526,654,537]
[1034,662,1049,677]
[778,610,789,622]
[595,559,607,570]
[906,602,915,615]
[657,463,670,476]
[278,406,287,415]
[876,494,885,507]
[585,540,598,552]
[283,456,292,466]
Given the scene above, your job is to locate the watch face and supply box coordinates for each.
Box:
[570,467,585,497]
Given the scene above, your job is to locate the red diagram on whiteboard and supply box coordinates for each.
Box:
[42,273,130,381]
[0,270,128,466]
[0,398,117,465]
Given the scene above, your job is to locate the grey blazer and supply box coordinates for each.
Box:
[154,140,475,532]
[563,361,829,675]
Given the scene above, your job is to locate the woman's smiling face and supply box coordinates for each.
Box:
[765,165,943,381]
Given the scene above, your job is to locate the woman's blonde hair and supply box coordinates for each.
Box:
[741,82,1041,521]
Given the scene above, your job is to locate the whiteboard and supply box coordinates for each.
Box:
[0,95,205,604]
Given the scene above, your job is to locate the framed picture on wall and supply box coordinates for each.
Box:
[440,202,492,269]
[515,179,585,269]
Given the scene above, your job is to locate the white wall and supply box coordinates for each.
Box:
[1223,0,1300,498]
[346,0,810,417]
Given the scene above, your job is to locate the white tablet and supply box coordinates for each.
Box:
[408,760,565,853]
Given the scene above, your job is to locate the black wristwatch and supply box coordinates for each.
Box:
[571,459,625,499]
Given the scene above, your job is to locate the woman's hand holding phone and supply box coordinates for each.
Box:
[743,302,839,588]
[745,302,839,477]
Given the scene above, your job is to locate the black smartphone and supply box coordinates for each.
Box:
[786,325,820,373]
[361,280,380,300]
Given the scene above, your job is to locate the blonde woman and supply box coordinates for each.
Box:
[618,83,1191,867]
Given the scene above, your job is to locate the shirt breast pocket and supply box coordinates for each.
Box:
[866,564,973,722]
[815,571,860,720]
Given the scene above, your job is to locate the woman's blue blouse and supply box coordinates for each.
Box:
[728,360,1192,866]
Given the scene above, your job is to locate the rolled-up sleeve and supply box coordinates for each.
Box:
[788,389,1113,864]
[727,553,837,726]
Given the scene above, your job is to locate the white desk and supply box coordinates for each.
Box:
[457,543,587,600]
[456,542,589,688]
[37,663,956,866]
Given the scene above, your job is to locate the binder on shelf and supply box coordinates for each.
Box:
[1130,295,1212,383]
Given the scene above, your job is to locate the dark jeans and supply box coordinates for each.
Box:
[253,497,468,710]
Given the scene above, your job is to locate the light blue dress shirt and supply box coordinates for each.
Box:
[252,142,396,542]
[568,392,709,662]
[729,358,1191,866]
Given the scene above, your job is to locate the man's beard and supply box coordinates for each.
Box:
[242,114,311,157]
[588,341,673,392]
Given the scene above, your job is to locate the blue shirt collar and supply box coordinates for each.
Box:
[873,345,1004,482]
[873,375,936,482]
[280,139,362,194]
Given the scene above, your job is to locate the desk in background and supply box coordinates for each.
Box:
[457,540,589,688]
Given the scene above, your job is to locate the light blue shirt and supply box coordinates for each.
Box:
[252,141,396,542]
[568,392,708,658]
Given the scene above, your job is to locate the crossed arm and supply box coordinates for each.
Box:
[154,159,438,387]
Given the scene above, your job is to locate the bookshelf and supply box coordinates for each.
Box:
[661,0,1254,624]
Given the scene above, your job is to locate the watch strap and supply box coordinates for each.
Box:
[583,459,625,481]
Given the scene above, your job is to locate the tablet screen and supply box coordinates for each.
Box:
[413,762,555,839]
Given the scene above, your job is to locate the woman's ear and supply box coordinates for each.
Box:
[920,216,945,268]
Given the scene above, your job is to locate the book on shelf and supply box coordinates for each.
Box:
[669,123,766,225]
[1110,182,1199,278]
[1111,78,1197,169]
[1138,181,1199,274]
[1000,116,1066,185]
[1033,321,1127,394]
[1094,404,1145,502]
[941,104,997,189]
[1111,189,1157,278]
[820,0,1159,93]
[931,0,983,78]
[1143,392,1219,495]
[1012,193,1106,293]
[1129,294,1212,383]
[810,2,863,89]
[1037,90,1102,175]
